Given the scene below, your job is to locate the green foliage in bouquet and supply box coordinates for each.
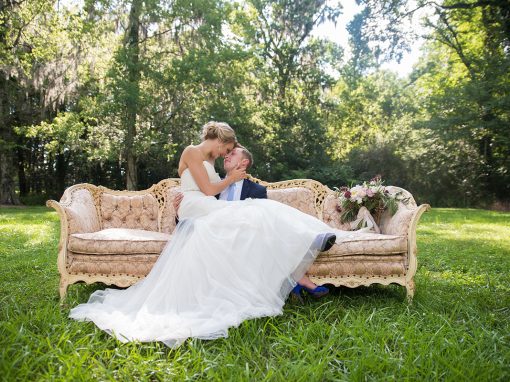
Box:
[335,176,410,224]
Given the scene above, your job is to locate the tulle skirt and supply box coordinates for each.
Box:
[69,198,332,347]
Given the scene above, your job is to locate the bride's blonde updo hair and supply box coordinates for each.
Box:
[201,121,237,144]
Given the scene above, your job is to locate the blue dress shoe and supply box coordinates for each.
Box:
[289,285,304,304]
[303,285,329,298]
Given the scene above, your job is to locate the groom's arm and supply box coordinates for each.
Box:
[251,182,267,199]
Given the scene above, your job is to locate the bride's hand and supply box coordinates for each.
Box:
[228,164,246,183]
[172,192,184,216]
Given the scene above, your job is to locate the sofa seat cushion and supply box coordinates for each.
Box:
[327,230,407,256]
[69,228,171,255]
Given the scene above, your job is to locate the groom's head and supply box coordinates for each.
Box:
[223,144,253,174]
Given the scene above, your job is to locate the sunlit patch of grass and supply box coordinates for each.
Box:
[1,206,509,380]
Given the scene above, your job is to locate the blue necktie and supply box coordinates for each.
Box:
[226,183,236,201]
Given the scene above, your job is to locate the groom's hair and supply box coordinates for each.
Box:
[235,144,253,169]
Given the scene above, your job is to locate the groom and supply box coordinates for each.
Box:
[217,144,267,201]
[173,144,267,211]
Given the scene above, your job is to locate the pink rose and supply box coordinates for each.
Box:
[366,189,375,197]
[344,191,351,199]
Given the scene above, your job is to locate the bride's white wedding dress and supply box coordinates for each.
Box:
[70,161,332,347]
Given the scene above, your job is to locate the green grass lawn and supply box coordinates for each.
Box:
[0,207,509,381]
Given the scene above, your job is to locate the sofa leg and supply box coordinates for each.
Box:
[59,279,68,301]
[406,279,415,303]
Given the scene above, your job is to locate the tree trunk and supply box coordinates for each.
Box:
[55,152,68,198]
[0,149,21,205]
[0,2,21,205]
[17,145,27,196]
[0,76,20,204]
[125,0,141,191]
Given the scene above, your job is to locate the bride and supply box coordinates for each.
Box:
[70,121,336,347]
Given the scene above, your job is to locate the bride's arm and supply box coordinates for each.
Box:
[182,147,245,196]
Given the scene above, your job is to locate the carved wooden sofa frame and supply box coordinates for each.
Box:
[47,177,430,301]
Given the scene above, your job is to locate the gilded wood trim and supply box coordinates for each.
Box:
[309,275,406,288]
[151,178,181,231]
[405,204,431,301]
[66,273,142,290]
[46,199,71,299]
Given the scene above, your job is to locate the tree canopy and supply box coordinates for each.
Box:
[1,0,508,207]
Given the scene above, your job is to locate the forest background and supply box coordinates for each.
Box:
[1,0,509,208]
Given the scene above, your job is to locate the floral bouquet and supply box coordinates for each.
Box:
[335,176,409,225]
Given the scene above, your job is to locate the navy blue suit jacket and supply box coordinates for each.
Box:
[237,178,267,200]
[214,178,267,200]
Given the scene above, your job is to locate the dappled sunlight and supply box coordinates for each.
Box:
[420,208,510,225]
[0,221,59,251]
[422,269,508,292]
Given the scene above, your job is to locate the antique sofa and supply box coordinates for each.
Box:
[47,177,430,301]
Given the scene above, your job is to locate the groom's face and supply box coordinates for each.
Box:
[224,148,247,173]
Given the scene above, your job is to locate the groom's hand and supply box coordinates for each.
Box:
[173,192,184,216]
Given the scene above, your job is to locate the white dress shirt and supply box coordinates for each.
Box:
[219,180,244,201]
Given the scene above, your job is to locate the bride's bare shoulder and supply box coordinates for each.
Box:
[178,146,202,175]
[181,145,202,160]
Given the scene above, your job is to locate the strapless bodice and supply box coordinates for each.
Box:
[180,161,221,192]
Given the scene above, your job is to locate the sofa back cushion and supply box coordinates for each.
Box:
[379,206,415,236]
[378,187,417,236]
[160,186,182,234]
[322,193,352,231]
[267,187,317,217]
[100,193,159,231]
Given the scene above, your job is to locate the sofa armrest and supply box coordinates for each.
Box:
[46,199,72,278]
[47,185,101,281]
[52,186,101,235]
[380,202,430,237]
[404,204,431,280]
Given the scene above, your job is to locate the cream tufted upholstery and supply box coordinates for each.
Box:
[268,187,318,217]
[327,230,407,256]
[47,179,429,300]
[101,194,159,231]
[322,193,352,231]
[310,254,406,278]
[67,253,159,277]
[69,228,171,255]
